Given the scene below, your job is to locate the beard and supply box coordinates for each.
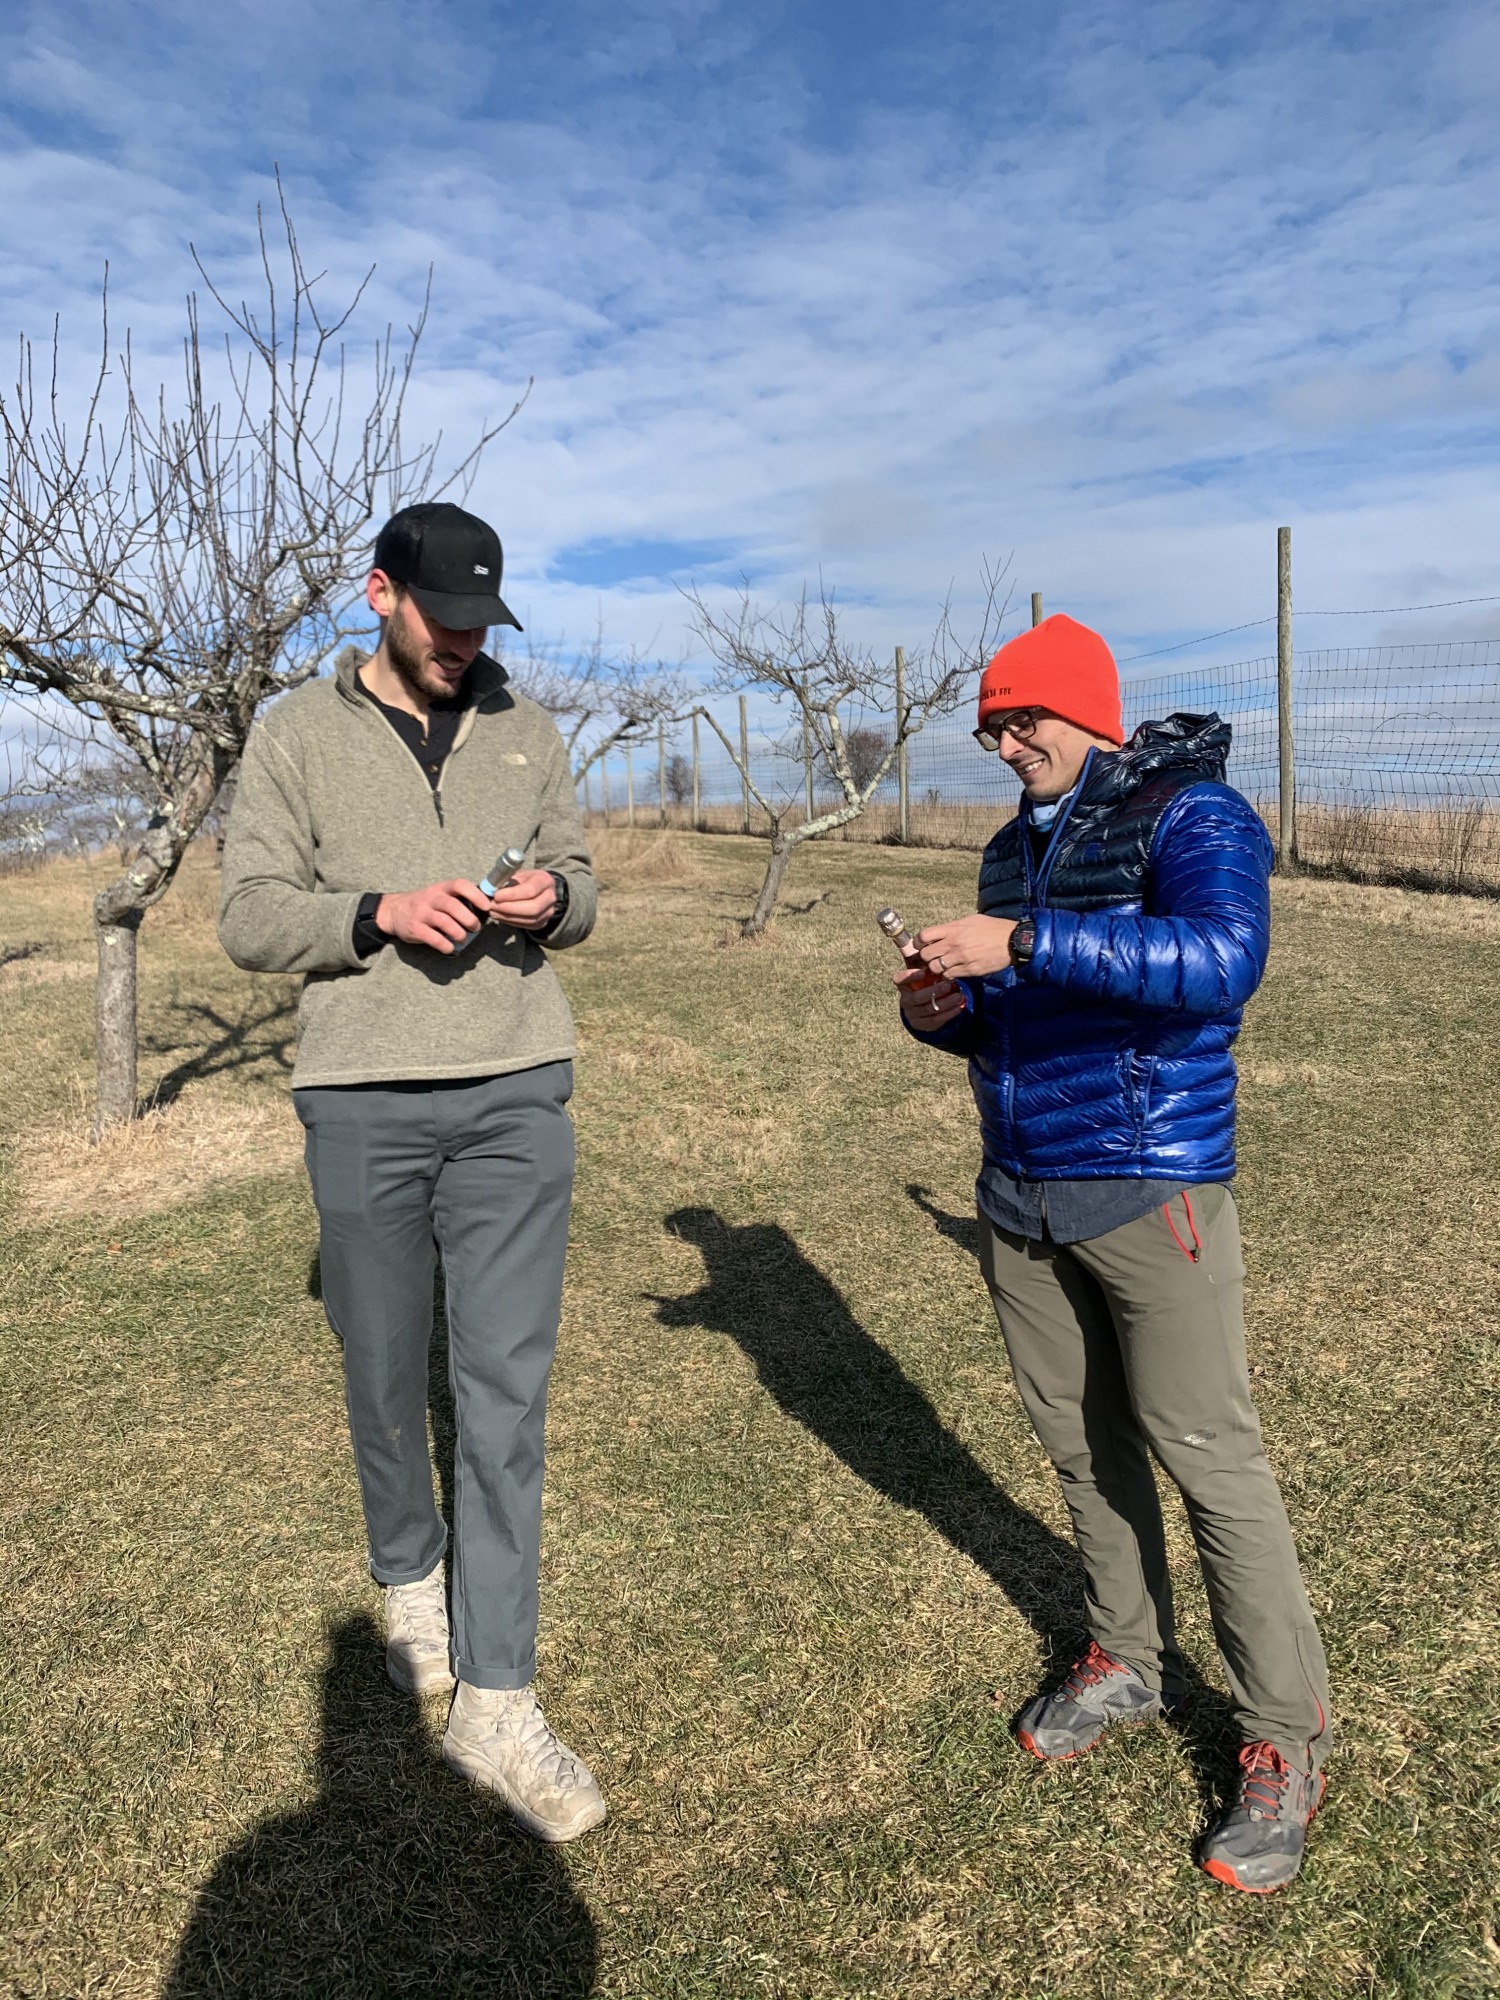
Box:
[384,599,468,703]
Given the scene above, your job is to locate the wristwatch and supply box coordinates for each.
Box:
[1010,917,1037,967]
[538,871,570,938]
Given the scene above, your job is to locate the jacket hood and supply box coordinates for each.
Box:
[1073,710,1230,813]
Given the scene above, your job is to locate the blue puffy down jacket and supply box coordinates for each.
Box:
[910,713,1273,1182]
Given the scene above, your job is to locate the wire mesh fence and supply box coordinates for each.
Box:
[1121,640,1500,892]
[580,637,1500,895]
[6,628,1492,895]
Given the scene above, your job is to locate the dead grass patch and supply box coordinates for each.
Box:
[148,862,225,930]
[590,1031,709,1080]
[11,1082,302,1221]
[592,828,707,888]
[619,1107,803,1181]
[1274,874,1500,935]
[0,955,92,989]
[1235,1057,1392,1088]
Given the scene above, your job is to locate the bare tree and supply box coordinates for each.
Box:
[685,570,1008,935]
[512,625,689,786]
[0,189,521,1130]
[665,751,693,807]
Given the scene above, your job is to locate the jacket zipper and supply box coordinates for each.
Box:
[999,989,1015,1164]
[341,672,475,827]
[432,703,481,827]
[1031,748,1095,907]
[1008,750,1096,1173]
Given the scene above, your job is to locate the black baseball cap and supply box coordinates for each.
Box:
[372,502,523,632]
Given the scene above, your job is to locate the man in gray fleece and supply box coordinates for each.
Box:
[219,502,605,1843]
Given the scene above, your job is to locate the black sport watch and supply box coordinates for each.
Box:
[538,871,570,939]
[1010,917,1037,967]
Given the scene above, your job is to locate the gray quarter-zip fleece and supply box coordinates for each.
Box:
[218,649,596,1087]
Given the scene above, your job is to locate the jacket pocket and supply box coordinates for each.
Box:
[1122,1049,1153,1134]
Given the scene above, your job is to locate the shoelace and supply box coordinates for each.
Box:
[1236,1741,1290,1818]
[389,1576,447,1649]
[485,1692,582,1789]
[1061,1640,1125,1697]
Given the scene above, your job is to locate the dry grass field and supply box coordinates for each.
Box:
[590,796,1500,893]
[2,834,1499,1999]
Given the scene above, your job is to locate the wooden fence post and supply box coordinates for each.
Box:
[692,710,701,828]
[895,645,909,844]
[802,702,814,823]
[739,695,751,835]
[582,768,591,822]
[1277,525,1297,873]
[626,743,635,829]
[601,758,611,828]
[1031,592,1044,628]
[657,717,666,827]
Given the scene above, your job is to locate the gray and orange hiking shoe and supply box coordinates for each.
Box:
[1199,1741,1325,1893]
[1015,1640,1166,1760]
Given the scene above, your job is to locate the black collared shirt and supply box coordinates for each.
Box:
[356,668,468,791]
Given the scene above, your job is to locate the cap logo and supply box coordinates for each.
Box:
[474,564,490,575]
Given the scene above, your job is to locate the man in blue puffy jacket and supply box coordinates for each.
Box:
[898,614,1329,1895]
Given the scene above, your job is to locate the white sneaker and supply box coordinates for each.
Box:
[442,1682,607,1843]
[384,1565,455,1697]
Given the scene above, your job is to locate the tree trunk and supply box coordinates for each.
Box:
[737,778,891,938]
[87,749,225,1133]
[742,830,799,937]
[93,907,142,1134]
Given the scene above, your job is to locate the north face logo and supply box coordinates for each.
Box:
[473,564,490,575]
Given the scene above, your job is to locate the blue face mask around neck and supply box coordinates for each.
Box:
[1029,784,1076,832]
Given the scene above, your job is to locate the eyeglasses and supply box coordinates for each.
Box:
[973,707,1042,752]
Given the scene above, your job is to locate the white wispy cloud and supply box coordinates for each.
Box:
[1,0,1498,687]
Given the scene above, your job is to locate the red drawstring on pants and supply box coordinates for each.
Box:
[1165,1193,1202,1262]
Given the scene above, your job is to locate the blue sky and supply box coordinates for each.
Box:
[4,0,1499,683]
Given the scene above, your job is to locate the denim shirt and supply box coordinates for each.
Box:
[976,1162,1199,1246]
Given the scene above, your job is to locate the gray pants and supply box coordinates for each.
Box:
[979,1186,1331,1773]
[295,1063,574,1690]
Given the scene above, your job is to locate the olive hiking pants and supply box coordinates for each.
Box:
[979,1185,1331,1773]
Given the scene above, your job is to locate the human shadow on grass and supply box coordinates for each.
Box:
[164,1614,597,2000]
[907,1183,979,1257]
[654,1205,1084,1668]
[655,1205,1240,1816]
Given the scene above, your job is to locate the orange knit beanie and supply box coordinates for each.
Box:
[977,614,1123,746]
